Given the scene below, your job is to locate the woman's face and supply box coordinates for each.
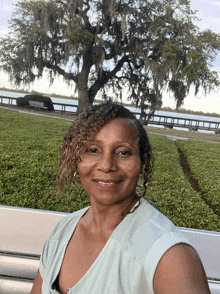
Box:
[77,117,142,207]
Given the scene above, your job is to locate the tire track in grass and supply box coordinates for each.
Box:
[176,143,219,217]
[145,134,220,231]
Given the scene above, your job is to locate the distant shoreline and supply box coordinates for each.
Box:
[1,87,220,119]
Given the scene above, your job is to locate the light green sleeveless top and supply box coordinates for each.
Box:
[39,198,193,294]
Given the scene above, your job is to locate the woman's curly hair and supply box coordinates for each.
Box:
[57,102,152,197]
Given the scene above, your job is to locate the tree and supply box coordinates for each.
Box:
[1,0,220,115]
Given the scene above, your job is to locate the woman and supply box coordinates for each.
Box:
[31,102,210,294]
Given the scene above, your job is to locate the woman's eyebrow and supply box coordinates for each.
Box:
[116,140,135,147]
[89,140,134,147]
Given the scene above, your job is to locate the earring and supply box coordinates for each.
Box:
[74,171,81,185]
[137,172,144,188]
[137,173,148,198]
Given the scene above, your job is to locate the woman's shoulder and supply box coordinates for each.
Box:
[129,198,171,231]
[118,198,192,265]
[135,198,183,235]
[48,206,90,241]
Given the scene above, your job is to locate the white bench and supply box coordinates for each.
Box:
[28,101,48,111]
[0,205,220,294]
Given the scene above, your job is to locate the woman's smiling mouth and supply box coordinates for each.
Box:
[93,179,122,189]
[96,182,115,189]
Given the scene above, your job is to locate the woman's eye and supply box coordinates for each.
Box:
[118,150,131,156]
[88,148,98,154]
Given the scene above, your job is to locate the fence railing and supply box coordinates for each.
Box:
[1,95,220,134]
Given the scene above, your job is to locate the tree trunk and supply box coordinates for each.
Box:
[76,51,93,114]
[76,85,91,114]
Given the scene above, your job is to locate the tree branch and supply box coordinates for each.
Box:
[89,55,129,102]
[38,59,78,83]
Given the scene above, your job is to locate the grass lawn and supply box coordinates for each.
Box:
[0,108,219,231]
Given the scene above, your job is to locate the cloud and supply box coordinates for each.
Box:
[2,4,13,13]
[0,28,8,38]
[0,0,18,37]
[191,0,220,33]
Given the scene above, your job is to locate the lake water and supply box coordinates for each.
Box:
[1,90,220,133]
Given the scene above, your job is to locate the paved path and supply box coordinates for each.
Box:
[0,105,74,121]
[147,131,219,143]
[1,105,219,143]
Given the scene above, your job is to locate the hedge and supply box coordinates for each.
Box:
[17,94,54,111]
[175,140,220,217]
[0,109,219,231]
[142,135,220,231]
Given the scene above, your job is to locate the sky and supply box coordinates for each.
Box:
[0,0,220,114]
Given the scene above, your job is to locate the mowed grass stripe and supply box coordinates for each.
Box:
[176,140,220,217]
[143,135,220,232]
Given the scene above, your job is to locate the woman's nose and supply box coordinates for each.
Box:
[97,153,117,172]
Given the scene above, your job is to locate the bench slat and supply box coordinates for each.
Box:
[0,277,32,294]
[0,255,39,279]
[208,281,220,294]
[28,101,48,110]
[1,206,220,293]
[0,206,67,256]
[179,227,220,280]
[29,101,44,108]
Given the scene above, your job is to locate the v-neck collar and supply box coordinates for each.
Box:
[53,198,142,293]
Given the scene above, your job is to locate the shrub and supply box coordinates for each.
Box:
[142,134,220,231]
[176,140,220,217]
[0,109,219,231]
[16,94,54,111]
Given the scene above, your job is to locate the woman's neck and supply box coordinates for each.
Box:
[85,193,140,236]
